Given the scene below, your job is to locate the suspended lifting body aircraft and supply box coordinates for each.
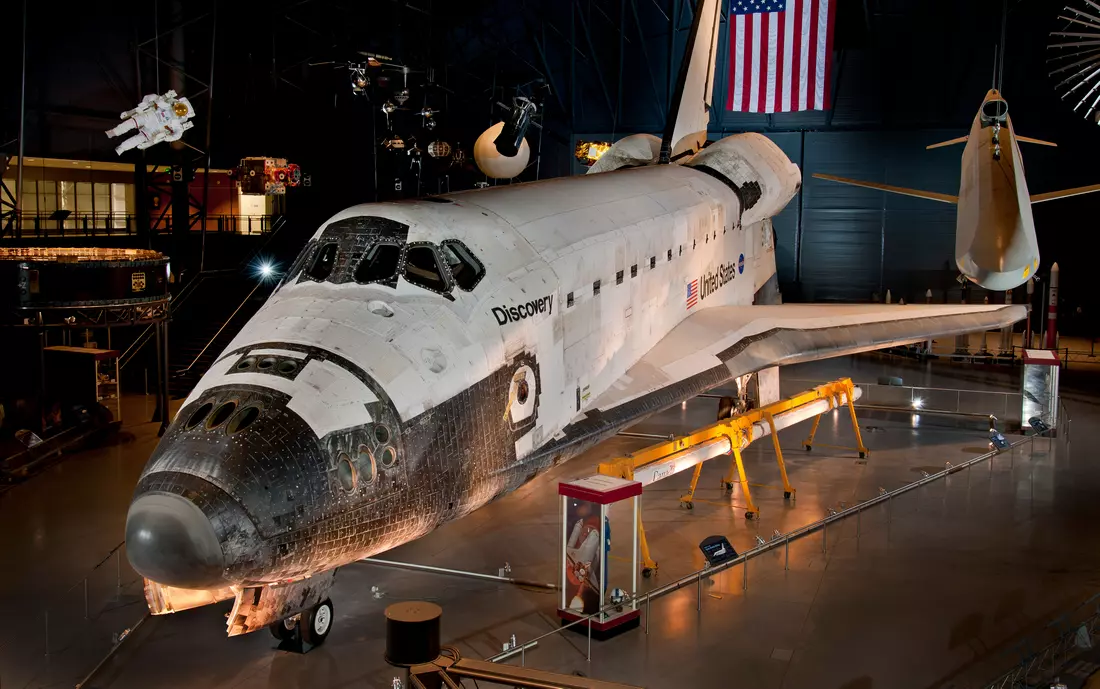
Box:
[125,0,1024,643]
[813,87,1100,291]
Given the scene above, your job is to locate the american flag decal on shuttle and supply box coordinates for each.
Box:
[686,279,699,309]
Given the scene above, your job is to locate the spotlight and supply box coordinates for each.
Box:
[494,97,537,157]
[260,263,273,278]
[911,397,924,410]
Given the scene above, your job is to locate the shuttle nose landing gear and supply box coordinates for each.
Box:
[269,599,334,652]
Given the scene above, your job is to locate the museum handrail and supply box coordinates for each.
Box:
[9,211,277,237]
[489,433,1043,666]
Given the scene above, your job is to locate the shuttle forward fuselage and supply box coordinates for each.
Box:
[125,134,799,597]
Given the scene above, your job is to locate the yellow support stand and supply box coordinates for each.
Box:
[764,412,795,499]
[802,380,869,459]
[679,463,704,509]
[597,377,868,576]
[638,513,658,577]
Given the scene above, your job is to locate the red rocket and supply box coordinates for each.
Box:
[1045,262,1059,349]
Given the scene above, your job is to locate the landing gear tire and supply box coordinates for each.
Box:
[804,445,812,451]
[745,511,756,520]
[270,617,296,641]
[722,481,733,491]
[681,501,693,510]
[859,451,866,459]
[301,599,334,646]
[783,491,792,500]
[642,567,654,579]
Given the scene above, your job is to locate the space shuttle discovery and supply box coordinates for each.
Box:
[125,0,1024,642]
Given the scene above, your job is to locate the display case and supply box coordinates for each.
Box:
[1021,349,1059,433]
[43,346,122,423]
[557,475,641,638]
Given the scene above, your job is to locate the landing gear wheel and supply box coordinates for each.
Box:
[859,451,866,459]
[745,511,756,520]
[269,617,296,641]
[642,567,654,579]
[783,491,792,500]
[804,445,812,451]
[300,599,333,646]
[722,481,733,491]
[680,501,693,510]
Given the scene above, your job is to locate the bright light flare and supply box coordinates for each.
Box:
[253,260,280,281]
[911,397,924,410]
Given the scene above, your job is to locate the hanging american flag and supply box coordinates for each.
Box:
[726,0,836,113]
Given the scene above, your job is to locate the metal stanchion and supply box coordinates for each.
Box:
[742,558,748,591]
[822,523,827,553]
[856,508,861,538]
[44,610,49,656]
[645,595,650,634]
[587,617,591,662]
[696,573,702,611]
[521,645,525,667]
[116,549,122,598]
[84,578,89,619]
[784,537,790,570]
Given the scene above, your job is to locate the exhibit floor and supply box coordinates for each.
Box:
[1,355,1095,689]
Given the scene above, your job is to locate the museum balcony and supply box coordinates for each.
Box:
[1,156,283,240]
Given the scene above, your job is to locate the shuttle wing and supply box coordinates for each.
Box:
[812,173,958,204]
[533,304,1023,463]
[1029,183,1100,204]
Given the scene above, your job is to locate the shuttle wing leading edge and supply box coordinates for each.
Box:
[533,304,1024,463]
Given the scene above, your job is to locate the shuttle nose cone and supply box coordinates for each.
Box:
[126,493,225,589]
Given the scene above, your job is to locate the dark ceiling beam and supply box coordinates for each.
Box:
[576,0,617,124]
[630,0,666,121]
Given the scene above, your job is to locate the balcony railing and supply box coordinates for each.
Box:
[2,212,277,238]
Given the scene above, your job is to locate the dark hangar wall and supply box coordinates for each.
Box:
[572,0,1100,313]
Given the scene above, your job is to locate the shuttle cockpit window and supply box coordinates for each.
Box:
[355,242,402,284]
[307,243,338,281]
[439,240,485,291]
[403,244,451,294]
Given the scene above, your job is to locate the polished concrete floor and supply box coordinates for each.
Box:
[1,355,1096,689]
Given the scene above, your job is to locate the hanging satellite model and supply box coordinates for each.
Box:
[234,157,302,195]
[1049,4,1100,124]
[427,140,452,159]
[418,107,439,130]
[105,90,195,155]
[474,97,537,179]
[349,64,370,95]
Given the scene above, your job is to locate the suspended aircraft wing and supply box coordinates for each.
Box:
[1030,183,1100,204]
[532,303,1023,462]
[1015,135,1057,147]
[812,173,959,204]
[926,135,968,150]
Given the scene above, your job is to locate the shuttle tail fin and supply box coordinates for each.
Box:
[1015,135,1058,147]
[925,136,968,150]
[661,0,722,163]
[812,173,959,204]
[1030,183,1100,204]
